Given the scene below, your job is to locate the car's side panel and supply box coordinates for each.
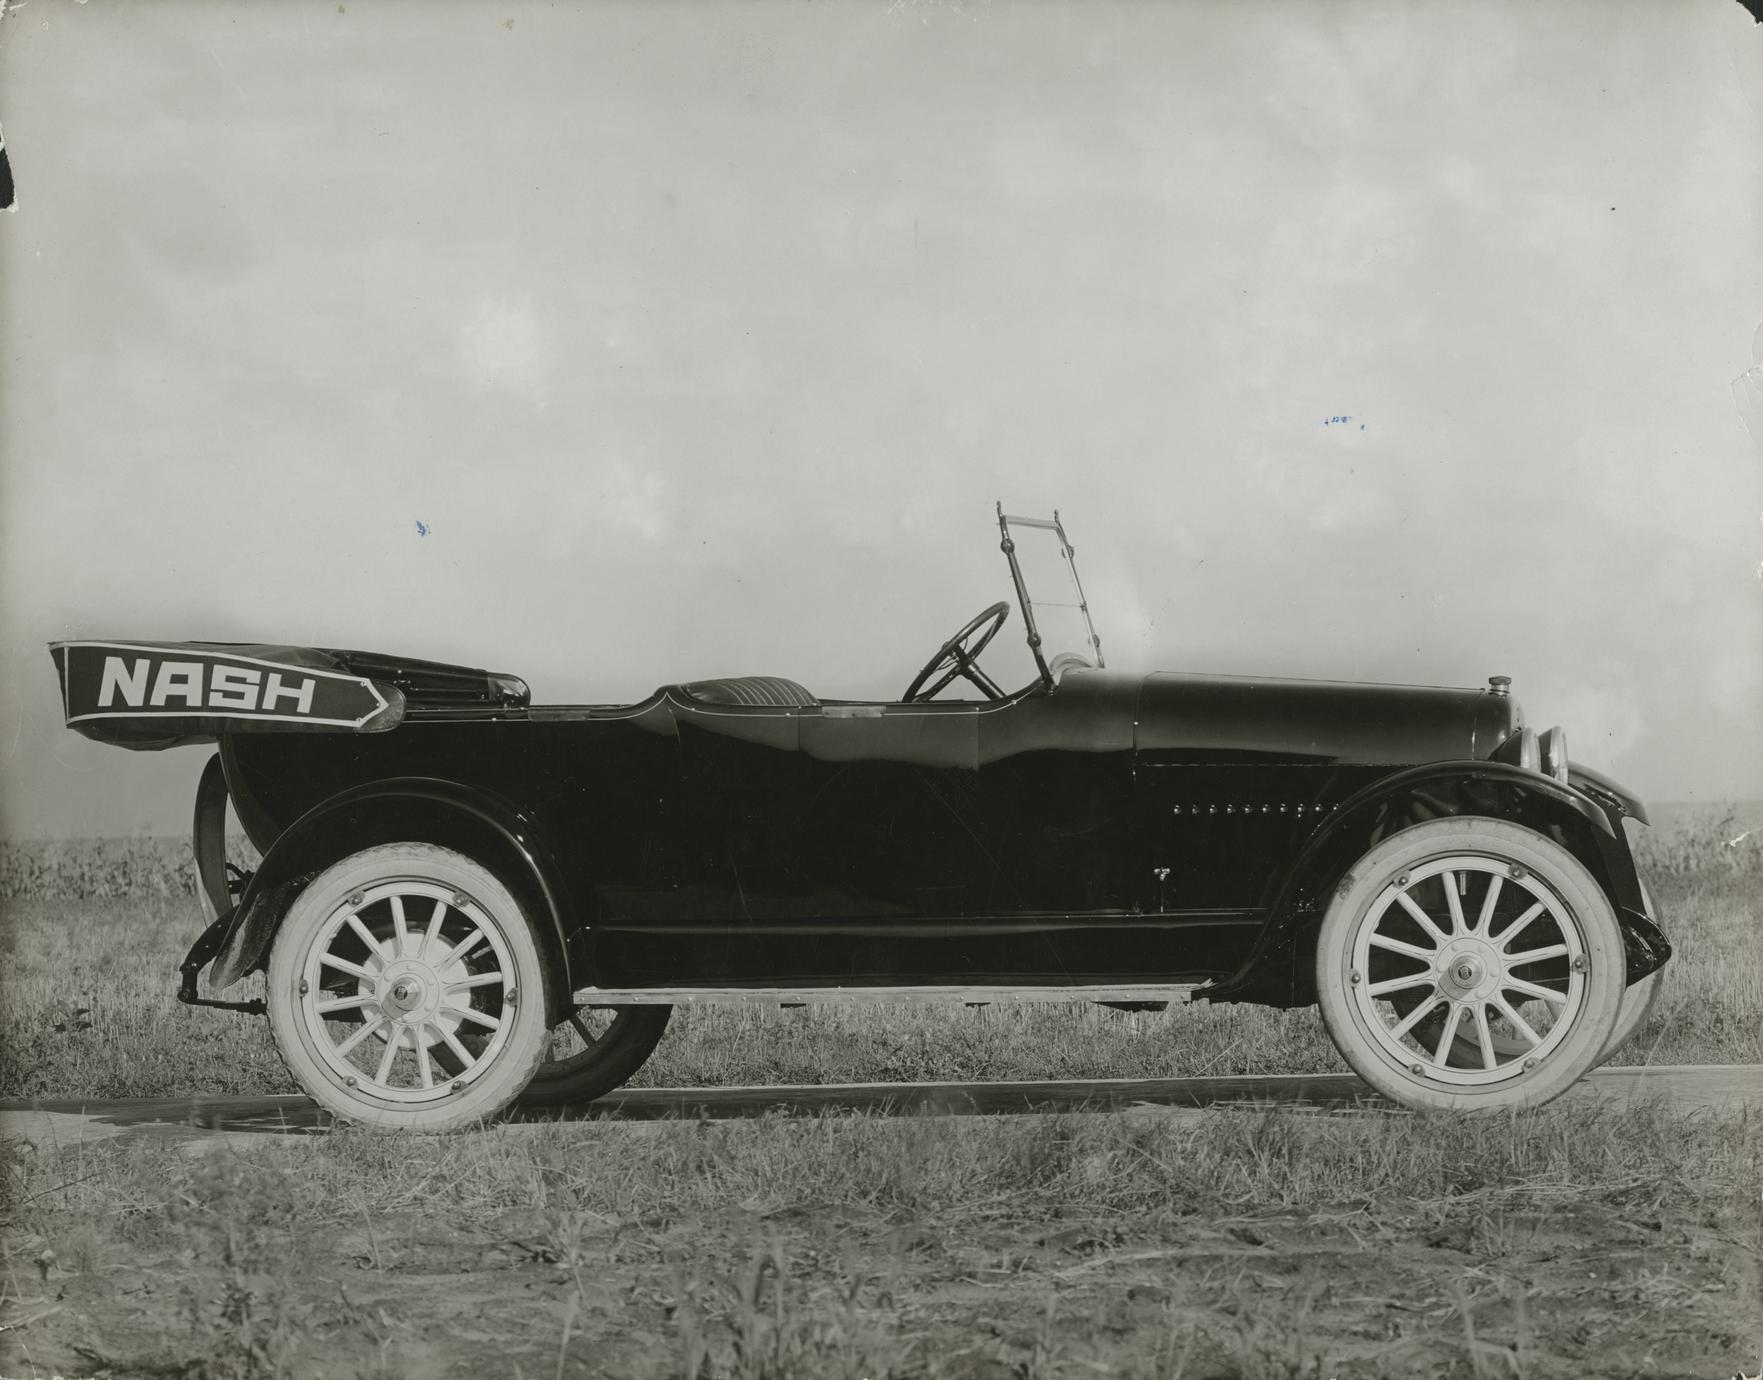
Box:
[1134,759,1388,911]
[220,677,1272,989]
[672,701,985,923]
[222,712,682,959]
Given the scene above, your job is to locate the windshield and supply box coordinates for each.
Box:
[996,505,1105,687]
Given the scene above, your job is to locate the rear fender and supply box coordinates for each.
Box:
[207,775,580,1017]
[1203,760,1664,1007]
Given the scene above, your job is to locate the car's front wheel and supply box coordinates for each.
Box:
[266,843,553,1132]
[1316,818,1625,1112]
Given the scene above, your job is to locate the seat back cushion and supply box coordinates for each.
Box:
[679,676,818,708]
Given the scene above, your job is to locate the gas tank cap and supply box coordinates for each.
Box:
[1488,674,1512,696]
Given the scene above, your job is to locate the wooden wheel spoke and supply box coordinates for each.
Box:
[1470,1002,1498,1071]
[1368,972,1435,998]
[1395,892,1451,946]
[334,1014,388,1059]
[1506,943,1569,966]
[374,1025,402,1084]
[415,1027,435,1089]
[438,1022,478,1071]
[1503,976,1568,1007]
[346,913,388,960]
[1431,1004,1463,1067]
[423,899,447,953]
[1389,995,1441,1040]
[441,927,485,968]
[1473,874,1503,937]
[391,895,411,956]
[445,972,506,992]
[1369,933,1436,962]
[1496,902,1547,951]
[1491,996,1544,1048]
[1442,872,1466,937]
[322,953,377,982]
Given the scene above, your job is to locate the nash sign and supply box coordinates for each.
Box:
[56,642,394,730]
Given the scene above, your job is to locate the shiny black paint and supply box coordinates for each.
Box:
[216,665,1659,1002]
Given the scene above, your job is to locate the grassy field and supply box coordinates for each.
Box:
[0,812,1759,1378]
[2,1090,1758,1378]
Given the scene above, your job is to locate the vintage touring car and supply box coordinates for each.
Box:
[51,507,1670,1130]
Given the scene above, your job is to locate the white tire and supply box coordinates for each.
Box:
[1594,877,1665,1068]
[1594,966,1664,1068]
[267,843,552,1132]
[1316,818,1625,1112]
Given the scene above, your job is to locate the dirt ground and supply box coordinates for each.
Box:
[3,1111,1759,1380]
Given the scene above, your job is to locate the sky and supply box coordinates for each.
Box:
[1,0,1760,837]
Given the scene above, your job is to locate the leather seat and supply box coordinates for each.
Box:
[679,676,818,708]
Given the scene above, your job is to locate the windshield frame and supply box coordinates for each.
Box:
[995,503,1106,690]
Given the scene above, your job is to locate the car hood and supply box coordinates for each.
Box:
[1129,670,1518,765]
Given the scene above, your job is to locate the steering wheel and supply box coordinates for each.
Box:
[902,602,1010,702]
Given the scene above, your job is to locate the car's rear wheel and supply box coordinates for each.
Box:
[266,843,552,1132]
[1316,818,1625,1112]
[519,1004,672,1108]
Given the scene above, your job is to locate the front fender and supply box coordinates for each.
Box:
[207,775,579,1013]
[1201,760,1663,1007]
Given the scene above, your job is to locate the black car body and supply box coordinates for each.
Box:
[51,508,1670,1127]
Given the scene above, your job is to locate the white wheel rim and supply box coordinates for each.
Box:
[298,881,518,1105]
[1348,855,1588,1086]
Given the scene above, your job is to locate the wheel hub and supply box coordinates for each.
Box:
[384,976,424,1015]
[1437,937,1500,1001]
[375,958,445,1024]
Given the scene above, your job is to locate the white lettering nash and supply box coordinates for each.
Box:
[97,656,150,708]
[263,671,316,715]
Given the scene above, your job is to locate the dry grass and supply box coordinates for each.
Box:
[2,1098,1758,1378]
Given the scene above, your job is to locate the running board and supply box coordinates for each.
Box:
[576,984,1200,1007]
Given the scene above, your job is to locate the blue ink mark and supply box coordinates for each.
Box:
[415,520,429,537]
[1323,416,1367,430]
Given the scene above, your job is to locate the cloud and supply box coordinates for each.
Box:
[459,296,551,403]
